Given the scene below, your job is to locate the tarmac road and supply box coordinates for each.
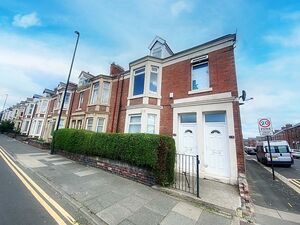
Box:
[0,155,56,225]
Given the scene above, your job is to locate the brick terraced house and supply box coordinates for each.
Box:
[2,34,244,184]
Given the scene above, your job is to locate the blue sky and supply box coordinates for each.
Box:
[0,0,299,137]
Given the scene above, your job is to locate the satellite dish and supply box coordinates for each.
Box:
[240,90,246,101]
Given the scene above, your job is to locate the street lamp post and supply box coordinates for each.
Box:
[51,31,80,155]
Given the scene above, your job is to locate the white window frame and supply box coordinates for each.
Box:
[86,118,93,131]
[96,117,105,133]
[101,81,110,105]
[149,66,158,94]
[147,114,156,134]
[63,92,71,109]
[132,67,145,96]
[58,119,65,129]
[78,92,84,109]
[35,120,43,135]
[189,59,212,94]
[90,82,99,105]
[128,114,142,133]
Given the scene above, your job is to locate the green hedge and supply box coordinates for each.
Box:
[52,129,175,186]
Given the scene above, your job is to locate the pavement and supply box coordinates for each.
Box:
[245,154,300,225]
[0,134,241,225]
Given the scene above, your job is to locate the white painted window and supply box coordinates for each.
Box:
[191,62,209,91]
[24,121,30,132]
[86,118,93,131]
[96,117,105,133]
[58,119,65,129]
[78,92,84,109]
[128,114,141,133]
[40,100,48,113]
[149,66,158,93]
[91,82,99,104]
[152,47,162,58]
[133,68,145,96]
[63,92,71,108]
[27,104,34,115]
[147,114,156,134]
[101,82,110,104]
[36,121,42,135]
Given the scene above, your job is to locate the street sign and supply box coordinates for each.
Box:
[258,118,273,136]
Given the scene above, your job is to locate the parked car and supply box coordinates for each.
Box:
[291,149,300,159]
[256,140,294,167]
[244,146,256,155]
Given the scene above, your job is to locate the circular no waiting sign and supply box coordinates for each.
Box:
[258,118,271,128]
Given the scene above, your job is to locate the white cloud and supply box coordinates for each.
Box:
[170,1,192,16]
[12,12,41,28]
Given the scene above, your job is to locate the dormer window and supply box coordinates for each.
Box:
[152,47,162,58]
[133,68,145,96]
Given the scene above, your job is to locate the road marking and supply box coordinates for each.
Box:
[289,179,300,189]
[0,149,67,225]
[0,146,78,225]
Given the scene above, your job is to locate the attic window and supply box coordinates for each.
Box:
[152,47,162,58]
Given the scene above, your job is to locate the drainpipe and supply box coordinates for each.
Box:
[111,74,120,132]
[116,74,124,133]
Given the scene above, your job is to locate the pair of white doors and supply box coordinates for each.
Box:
[178,113,229,178]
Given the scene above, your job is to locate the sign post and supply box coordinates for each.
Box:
[258,118,275,180]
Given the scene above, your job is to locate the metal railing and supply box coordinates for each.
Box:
[173,153,200,197]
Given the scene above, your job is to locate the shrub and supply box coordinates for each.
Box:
[53,129,175,185]
[0,120,15,133]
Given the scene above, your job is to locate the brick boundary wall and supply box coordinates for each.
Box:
[238,173,254,220]
[57,150,156,186]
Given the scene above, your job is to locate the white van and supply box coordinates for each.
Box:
[256,140,294,167]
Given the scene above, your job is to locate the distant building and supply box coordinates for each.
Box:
[272,123,300,149]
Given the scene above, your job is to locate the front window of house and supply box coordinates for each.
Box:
[91,82,99,104]
[149,66,158,93]
[86,118,93,131]
[58,119,64,129]
[147,114,156,134]
[36,121,42,134]
[63,93,71,108]
[191,62,209,91]
[40,100,48,113]
[133,68,145,96]
[28,104,34,115]
[101,82,110,104]
[78,92,84,109]
[128,114,141,133]
[96,118,105,132]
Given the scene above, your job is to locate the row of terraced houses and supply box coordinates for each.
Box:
[1,34,245,184]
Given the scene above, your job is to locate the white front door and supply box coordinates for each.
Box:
[179,124,197,155]
[204,113,229,178]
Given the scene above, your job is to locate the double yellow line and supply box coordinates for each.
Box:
[0,146,77,225]
[289,179,300,189]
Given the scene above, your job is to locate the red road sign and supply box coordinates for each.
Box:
[258,118,273,136]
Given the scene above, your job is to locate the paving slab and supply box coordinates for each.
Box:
[97,203,132,225]
[145,195,178,216]
[196,211,231,225]
[161,211,196,225]
[172,201,203,221]
[127,207,164,225]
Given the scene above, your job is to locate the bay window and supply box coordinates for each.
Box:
[133,68,145,96]
[86,118,93,131]
[101,82,110,104]
[147,114,156,134]
[96,118,105,132]
[91,82,99,104]
[149,66,158,93]
[128,114,141,133]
